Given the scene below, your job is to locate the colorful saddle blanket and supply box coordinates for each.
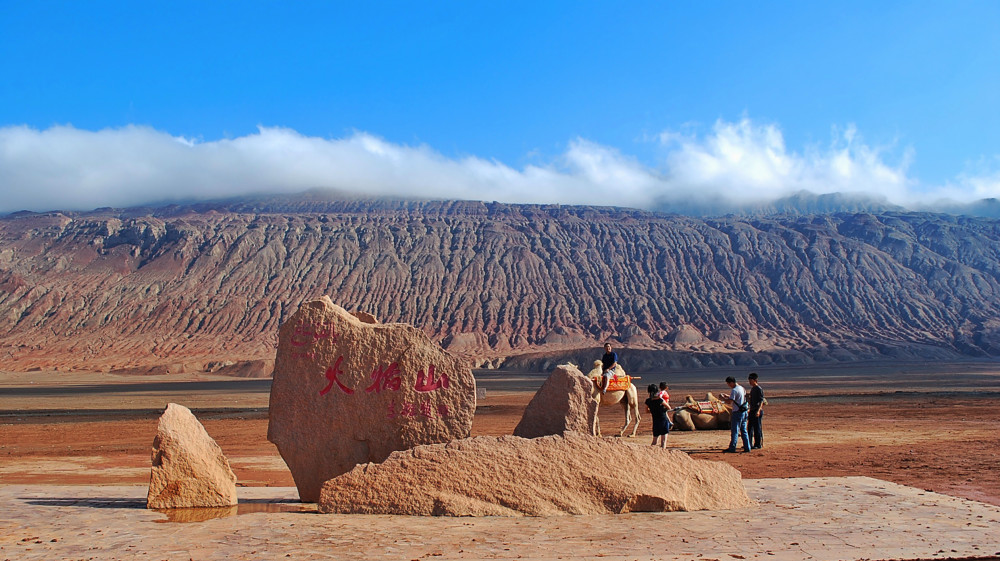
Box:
[694,400,726,414]
[592,375,632,393]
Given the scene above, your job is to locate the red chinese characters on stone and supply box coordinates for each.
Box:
[365,362,402,394]
[291,321,337,347]
[319,358,453,419]
[419,401,434,418]
[399,401,416,417]
[386,399,449,420]
[414,365,449,393]
[319,356,353,396]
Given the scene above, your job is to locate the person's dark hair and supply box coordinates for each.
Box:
[748,372,758,380]
[725,376,736,384]
[658,381,668,390]
[647,384,658,394]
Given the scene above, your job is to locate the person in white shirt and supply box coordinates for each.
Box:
[719,376,751,453]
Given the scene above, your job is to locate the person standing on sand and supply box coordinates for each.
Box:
[644,384,670,448]
[719,376,751,453]
[600,343,618,394]
[747,372,765,449]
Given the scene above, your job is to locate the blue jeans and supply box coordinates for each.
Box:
[729,408,750,451]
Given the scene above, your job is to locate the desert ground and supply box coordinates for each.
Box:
[2,360,999,509]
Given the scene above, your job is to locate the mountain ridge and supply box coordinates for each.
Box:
[2,194,999,372]
[5,188,1000,219]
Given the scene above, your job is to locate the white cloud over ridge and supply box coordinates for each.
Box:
[660,120,913,204]
[0,119,995,214]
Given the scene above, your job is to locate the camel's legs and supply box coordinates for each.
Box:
[617,394,641,437]
[592,398,602,437]
[629,401,641,437]
[619,400,634,437]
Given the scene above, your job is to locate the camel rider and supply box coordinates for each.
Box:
[600,343,618,394]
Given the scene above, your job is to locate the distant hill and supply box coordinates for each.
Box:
[2,193,999,372]
[652,190,1000,219]
[653,190,904,217]
[926,197,1000,219]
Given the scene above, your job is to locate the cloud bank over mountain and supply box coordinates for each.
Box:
[1,118,997,214]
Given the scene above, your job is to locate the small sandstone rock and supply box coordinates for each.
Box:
[268,296,476,502]
[147,403,238,509]
[318,432,752,516]
[513,364,597,438]
[351,310,379,324]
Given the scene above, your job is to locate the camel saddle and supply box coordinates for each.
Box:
[591,374,632,393]
[694,400,726,414]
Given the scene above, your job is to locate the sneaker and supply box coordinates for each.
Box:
[743,448,751,453]
[722,448,737,453]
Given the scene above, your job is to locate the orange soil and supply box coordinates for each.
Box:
[3,393,998,506]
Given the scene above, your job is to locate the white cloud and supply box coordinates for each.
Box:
[0,120,995,214]
[961,172,1000,199]
[933,157,1000,203]
[658,119,912,203]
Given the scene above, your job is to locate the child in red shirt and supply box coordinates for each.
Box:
[658,381,670,408]
[658,381,673,433]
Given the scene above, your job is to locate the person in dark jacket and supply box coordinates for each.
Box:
[644,384,670,448]
[748,372,766,449]
[599,343,618,394]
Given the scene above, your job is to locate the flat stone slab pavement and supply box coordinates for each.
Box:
[2,477,999,561]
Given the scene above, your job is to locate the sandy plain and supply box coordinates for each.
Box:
[3,361,1000,560]
[2,360,999,507]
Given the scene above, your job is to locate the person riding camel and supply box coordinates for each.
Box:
[600,343,618,394]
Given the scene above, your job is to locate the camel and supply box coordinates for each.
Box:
[585,360,641,438]
[670,393,732,431]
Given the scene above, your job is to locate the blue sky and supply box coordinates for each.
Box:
[2,1,999,212]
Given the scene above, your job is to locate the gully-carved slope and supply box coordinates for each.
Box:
[2,197,999,372]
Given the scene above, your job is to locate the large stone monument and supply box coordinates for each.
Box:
[147,403,238,509]
[267,296,476,502]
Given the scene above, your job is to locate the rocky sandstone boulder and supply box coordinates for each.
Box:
[147,403,238,509]
[318,432,752,516]
[268,296,476,502]
[513,364,597,438]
